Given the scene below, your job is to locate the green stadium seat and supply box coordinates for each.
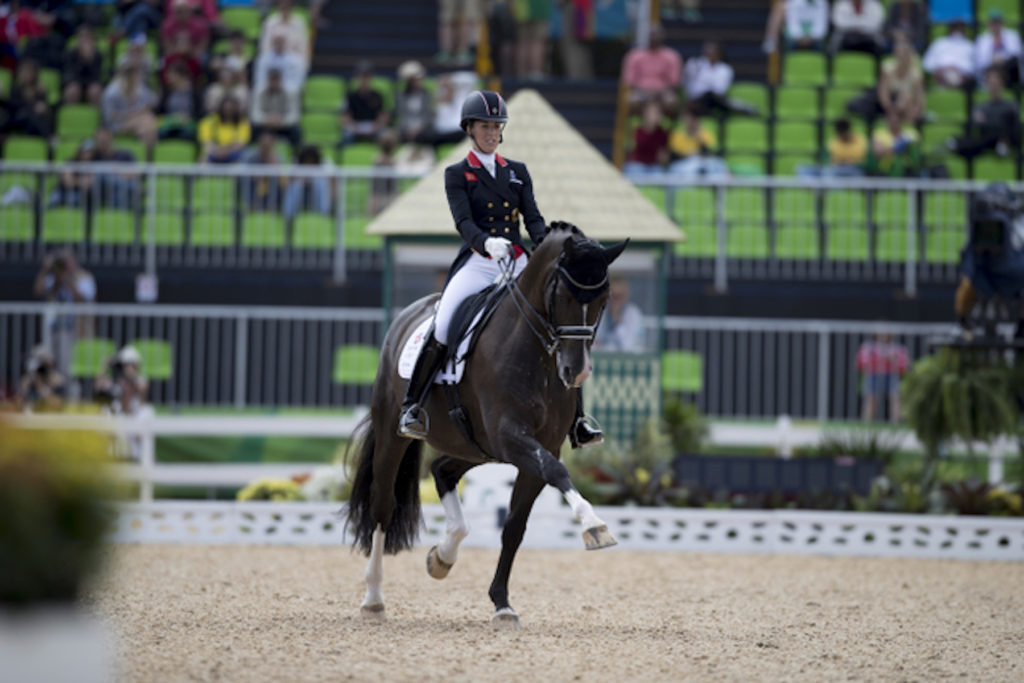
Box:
[725,119,769,153]
[727,226,770,258]
[0,67,11,98]
[730,82,769,117]
[340,142,378,166]
[832,53,877,88]
[638,185,668,214]
[925,228,965,263]
[0,205,35,242]
[344,215,382,249]
[357,76,396,112]
[973,156,1017,181]
[131,339,173,380]
[873,190,908,229]
[775,226,820,259]
[150,212,186,245]
[39,67,61,104]
[3,135,48,160]
[221,7,262,40]
[944,156,968,179]
[976,0,1020,23]
[672,188,716,256]
[153,140,197,164]
[192,177,238,211]
[774,86,819,121]
[926,88,969,123]
[191,213,236,246]
[42,207,86,242]
[773,154,816,176]
[53,139,82,163]
[824,87,861,119]
[662,350,703,393]
[292,213,335,248]
[303,75,345,112]
[70,338,117,378]
[242,212,286,247]
[826,227,870,261]
[824,190,867,227]
[333,344,380,385]
[92,208,136,244]
[774,188,817,227]
[113,38,159,66]
[921,122,962,149]
[301,112,341,147]
[114,136,148,162]
[923,192,966,229]
[726,153,767,176]
[875,227,914,262]
[783,53,827,86]
[725,188,767,227]
[56,104,100,141]
[155,177,187,210]
[774,121,818,155]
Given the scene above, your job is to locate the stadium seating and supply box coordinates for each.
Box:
[56,104,100,141]
[1,135,48,193]
[824,87,860,120]
[39,67,61,104]
[973,157,1017,181]
[192,177,238,212]
[725,119,769,153]
[154,140,197,164]
[0,67,11,97]
[783,53,827,86]
[91,208,137,244]
[340,142,379,166]
[924,229,964,264]
[727,225,770,258]
[191,213,236,246]
[875,227,913,262]
[301,112,341,147]
[926,88,969,124]
[333,344,380,385]
[303,75,345,112]
[0,205,35,242]
[775,87,819,121]
[42,207,87,242]
[729,82,769,117]
[775,226,820,259]
[70,338,117,378]
[151,212,186,245]
[773,188,816,228]
[826,227,870,261]
[872,191,908,230]
[242,212,286,247]
[672,188,716,257]
[661,350,703,393]
[831,53,876,88]
[343,215,382,249]
[131,339,174,380]
[823,190,867,229]
[221,7,261,40]
[292,213,335,248]
[774,121,818,155]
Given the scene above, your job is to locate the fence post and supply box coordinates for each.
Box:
[145,167,157,277]
[904,187,917,297]
[714,184,728,293]
[816,328,830,423]
[234,312,248,409]
[332,171,347,285]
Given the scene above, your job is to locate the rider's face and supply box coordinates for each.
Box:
[469,120,502,154]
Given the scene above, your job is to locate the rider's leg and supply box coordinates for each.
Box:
[569,387,604,448]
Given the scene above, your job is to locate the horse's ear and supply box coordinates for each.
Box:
[602,239,629,264]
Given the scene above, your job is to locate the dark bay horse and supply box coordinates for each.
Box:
[346,222,627,628]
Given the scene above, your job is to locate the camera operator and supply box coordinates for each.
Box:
[16,345,67,412]
[94,345,149,416]
[33,249,97,376]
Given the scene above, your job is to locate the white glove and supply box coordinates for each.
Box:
[484,236,513,260]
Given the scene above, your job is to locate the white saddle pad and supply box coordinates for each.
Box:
[398,312,484,385]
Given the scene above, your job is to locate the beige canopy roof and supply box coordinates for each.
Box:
[365,89,683,243]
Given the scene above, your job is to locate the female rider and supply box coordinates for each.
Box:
[397,90,603,449]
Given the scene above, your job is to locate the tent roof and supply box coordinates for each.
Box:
[366,89,683,243]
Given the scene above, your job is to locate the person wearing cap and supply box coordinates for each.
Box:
[342,61,389,144]
[95,345,149,416]
[922,19,976,89]
[394,60,433,144]
[396,90,603,448]
[975,8,1022,85]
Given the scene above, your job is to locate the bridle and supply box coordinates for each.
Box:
[497,252,608,356]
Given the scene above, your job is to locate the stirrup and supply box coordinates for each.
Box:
[398,404,429,440]
[570,414,604,449]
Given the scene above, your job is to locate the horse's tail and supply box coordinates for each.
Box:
[344,415,423,556]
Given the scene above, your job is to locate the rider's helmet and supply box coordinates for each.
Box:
[460,90,508,132]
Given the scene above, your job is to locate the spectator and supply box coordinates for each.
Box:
[437,0,480,65]
[594,277,645,352]
[161,0,210,63]
[163,0,222,35]
[431,71,476,147]
[33,250,97,377]
[16,345,67,413]
[869,110,920,177]
[516,0,552,80]
[667,102,728,177]
[922,19,976,89]
[622,24,681,116]
[48,130,140,208]
[884,0,927,52]
[623,100,668,176]
[251,67,301,147]
[158,63,200,140]
[160,31,204,88]
[117,33,157,82]
[762,0,830,54]
[877,31,925,123]
[48,140,98,207]
[948,66,1020,160]
[856,331,908,422]
[3,58,54,137]
[94,345,150,417]
[209,29,251,77]
[242,131,285,211]
[829,0,885,56]
[253,32,307,92]
[369,128,398,215]
[61,26,104,105]
[342,60,389,144]
[683,41,754,116]
[798,118,867,177]
[101,64,158,148]
[975,9,1021,85]
[204,65,250,115]
[115,0,163,39]
[259,0,310,66]
[394,60,433,144]
[283,144,331,220]
[198,95,251,162]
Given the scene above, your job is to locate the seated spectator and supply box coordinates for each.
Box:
[621,24,681,116]
[117,34,157,82]
[48,140,98,207]
[242,131,284,210]
[160,32,204,88]
[948,66,1021,160]
[61,26,104,105]
[829,0,885,56]
[204,65,250,115]
[683,41,754,116]
[869,110,920,176]
[798,118,867,177]
[885,0,927,52]
[431,71,476,146]
[259,0,310,67]
[878,31,925,123]
[923,19,976,89]
[3,58,54,137]
[342,61,389,144]
[115,0,163,39]
[198,95,251,163]
[101,64,158,148]
[283,144,331,220]
[158,63,200,140]
[17,345,66,413]
[594,277,645,352]
[370,129,398,215]
[251,67,301,147]
[394,60,433,144]
[667,102,728,177]
[623,100,668,176]
[94,346,149,417]
[253,32,307,92]
[209,30,251,77]
[515,0,552,80]
[975,9,1021,86]
[164,0,222,36]
[762,0,829,54]
[48,129,140,208]
[160,0,210,63]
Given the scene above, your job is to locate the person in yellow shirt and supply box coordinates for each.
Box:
[869,110,921,177]
[198,95,251,163]
[825,118,867,176]
[667,102,728,176]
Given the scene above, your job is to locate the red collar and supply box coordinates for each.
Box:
[467,151,508,168]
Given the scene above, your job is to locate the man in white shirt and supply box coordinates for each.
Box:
[762,0,830,53]
[829,0,886,55]
[259,0,310,66]
[975,9,1022,85]
[922,19,976,89]
[684,41,749,116]
[594,277,645,353]
[253,32,307,92]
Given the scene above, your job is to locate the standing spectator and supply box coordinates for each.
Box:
[948,66,1020,160]
[394,60,433,144]
[431,71,476,147]
[437,0,481,65]
[975,9,1021,85]
[101,64,158,148]
[884,0,927,52]
[621,24,681,116]
[829,0,886,56]
[251,67,301,147]
[283,144,331,220]
[117,34,157,82]
[594,277,645,352]
[856,331,909,422]
[683,41,754,116]
[623,101,668,176]
[487,1,517,76]
[763,0,830,54]
[16,345,67,413]
[33,250,97,377]
[869,110,920,177]
[342,61,389,144]
[158,63,200,140]
[922,19,976,89]
[160,0,210,63]
[253,32,307,92]
[209,30,251,77]
[204,65,250,115]
[198,95,251,162]
[115,0,162,40]
[3,58,54,137]
[242,131,284,210]
[877,31,925,123]
[61,26,104,105]
[667,102,728,177]
[369,129,398,215]
[259,0,310,67]
[515,0,552,80]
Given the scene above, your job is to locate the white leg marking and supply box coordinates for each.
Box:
[563,488,605,530]
[361,524,385,611]
[437,490,469,565]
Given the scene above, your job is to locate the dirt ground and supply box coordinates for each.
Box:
[88,545,1024,682]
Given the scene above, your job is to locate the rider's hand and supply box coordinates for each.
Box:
[484,236,513,260]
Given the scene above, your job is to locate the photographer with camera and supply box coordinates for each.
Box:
[94,345,150,416]
[16,346,67,412]
[33,250,97,377]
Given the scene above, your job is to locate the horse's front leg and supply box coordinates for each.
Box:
[488,472,545,629]
[425,456,478,579]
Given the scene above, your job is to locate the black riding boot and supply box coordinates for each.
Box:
[397,336,449,439]
[569,387,603,448]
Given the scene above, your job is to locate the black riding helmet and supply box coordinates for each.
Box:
[460,90,508,132]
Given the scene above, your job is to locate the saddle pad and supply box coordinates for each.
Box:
[398,314,483,385]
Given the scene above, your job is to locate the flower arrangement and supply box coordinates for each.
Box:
[236,478,305,502]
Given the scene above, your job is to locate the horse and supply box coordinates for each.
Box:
[346,221,628,628]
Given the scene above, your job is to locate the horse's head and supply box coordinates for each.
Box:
[524,221,628,388]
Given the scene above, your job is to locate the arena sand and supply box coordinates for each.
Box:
[87,545,1024,682]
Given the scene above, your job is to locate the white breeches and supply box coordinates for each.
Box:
[433,251,526,345]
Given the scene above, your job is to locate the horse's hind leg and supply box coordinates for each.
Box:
[426,456,478,579]
[488,472,545,629]
[361,524,386,615]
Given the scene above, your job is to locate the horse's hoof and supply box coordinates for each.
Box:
[582,524,618,550]
[360,603,385,618]
[491,607,522,630]
[426,545,453,580]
